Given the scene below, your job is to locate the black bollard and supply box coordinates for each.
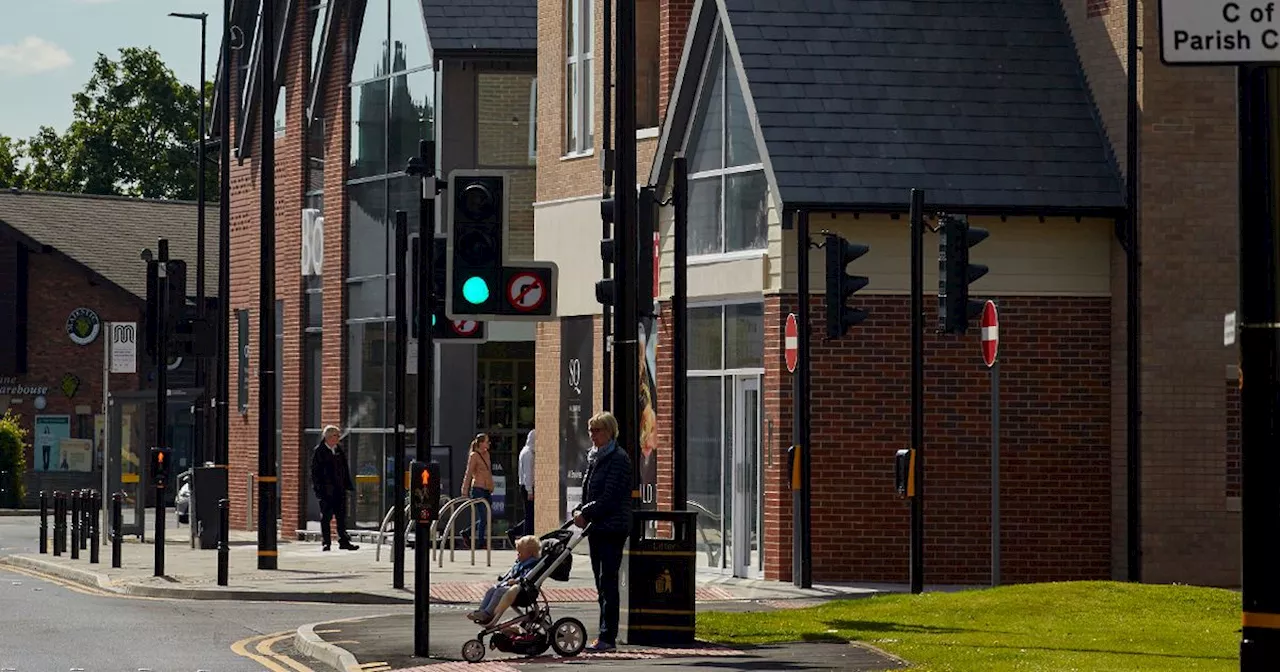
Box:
[80,490,90,551]
[217,498,229,586]
[53,491,65,556]
[38,491,48,554]
[111,492,123,569]
[89,491,100,565]
[69,490,80,560]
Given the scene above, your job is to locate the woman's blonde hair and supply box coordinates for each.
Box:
[588,412,618,440]
[515,535,541,556]
[470,433,490,452]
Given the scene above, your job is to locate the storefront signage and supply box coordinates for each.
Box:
[0,376,50,396]
[34,415,71,472]
[66,307,101,346]
[559,316,594,521]
[301,208,324,277]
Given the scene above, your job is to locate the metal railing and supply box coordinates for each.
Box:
[373,493,411,563]
[687,499,722,567]
[435,497,492,567]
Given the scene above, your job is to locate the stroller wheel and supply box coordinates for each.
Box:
[549,617,587,657]
[462,638,486,663]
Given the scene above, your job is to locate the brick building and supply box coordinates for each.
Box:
[532,0,1243,587]
[217,0,540,536]
[0,190,216,510]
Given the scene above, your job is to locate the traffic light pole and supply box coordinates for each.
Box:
[1237,64,1280,671]
[613,0,640,487]
[792,210,812,589]
[393,210,408,590]
[155,239,169,578]
[217,0,232,471]
[908,188,925,595]
[256,0,278,572]
[601,0,613,412]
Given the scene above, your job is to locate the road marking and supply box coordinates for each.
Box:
[357,664,391,672]
[1,565,120,599]
[255,632,314,672]
[231,632,295,672]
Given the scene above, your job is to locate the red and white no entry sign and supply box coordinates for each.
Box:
[452,319,480,337]
[980,300,999,368]
[506,272,547,312]
[785,313,799,374]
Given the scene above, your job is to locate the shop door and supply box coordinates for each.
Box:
[107,392,149,538]
[731,376,761,578]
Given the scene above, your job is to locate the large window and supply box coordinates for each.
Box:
[637,0,660,130]
[683,24,767,256]
[564,0,594,156]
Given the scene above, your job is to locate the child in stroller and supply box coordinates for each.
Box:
[458,520,592,664]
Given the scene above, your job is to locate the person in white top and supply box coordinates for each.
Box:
[508,429,536,544]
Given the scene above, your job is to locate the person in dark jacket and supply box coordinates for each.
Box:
[572,411,633,652]
[310,425,359,551]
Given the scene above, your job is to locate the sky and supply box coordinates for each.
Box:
[0,0,226,142]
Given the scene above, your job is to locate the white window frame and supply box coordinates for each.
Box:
[275,84,287,138]
[529,77,538,164]
[564,0,593,157]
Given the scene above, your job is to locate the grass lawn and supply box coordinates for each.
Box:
[698,581,1239,672]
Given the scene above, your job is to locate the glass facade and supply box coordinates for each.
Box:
[687,301,764,576]
[475,342,537,539]
[345,0,435,527]
[684,22,768,256]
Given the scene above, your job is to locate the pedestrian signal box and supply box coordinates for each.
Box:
[895,449,916,499]
[150,448,171,488]
[410,460,441,524]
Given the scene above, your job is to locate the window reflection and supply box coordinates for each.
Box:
[725,171,768,252]
[688,307,723,370]
[688,377,722,567]
[346,322,388,428]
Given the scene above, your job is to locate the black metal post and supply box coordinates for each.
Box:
[1238,64,1280,671]
[601,0,614,411]
[54,491,65,556]
[156,238,170,578]
[217,498,229,586]
[909,188,926,595]
[217,0,232,470]
[792,211,812,589]
[89,491,100,565]
[672,156,688,511]
[155,473,166,577]
[393,210,408,590]
[257,0,279,571]
[192,12,209,483]
[613,0,639,492]
[1123,0,1143,585]
[70,490,80,560]
[79,489,89,550]
[38,491,48,554]
[111,492,122,568]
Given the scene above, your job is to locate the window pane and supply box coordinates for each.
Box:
[479,73,535,166]
[636,0,660,129]
[565,61,578,152]
[304,332,323,429]
[724,170,768,252]
[583,54,594,150]
[725,55,759,167]
[351,0,389,83]
[685,30,723,174]
[274,84,286,135]
[350,78,389,179]
[688,177,722,256]
[308,117,326,192]
[388,68,434,171]
[389,0,430,72]
[348,180,388,278]
[348,279,388,320]
[565,0,577,57]
[346,321,389,428]
[724,303,764,369]
[307,290,323,327]
[689,306,722,370]
[687,376,722,568]
[309,2,329,83]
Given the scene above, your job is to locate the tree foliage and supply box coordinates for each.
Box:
[0,411,28,508]
[6,47,216,200]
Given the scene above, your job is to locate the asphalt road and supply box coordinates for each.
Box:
[0,516,405,671]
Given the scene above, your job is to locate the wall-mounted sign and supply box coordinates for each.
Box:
[109,322,138,374]
[34,414,71,472]
[66,307,101,345]
[60,373,80,398]
[0,376,50,396]
[301,208,324,277]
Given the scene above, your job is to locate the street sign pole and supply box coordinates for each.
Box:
[155,240,169,578]
[981,300,1000,587]
[908,189,925,595]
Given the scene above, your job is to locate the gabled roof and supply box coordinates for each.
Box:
[652,0,1125,216]
[0,190,219,301]
[421,0,537,55]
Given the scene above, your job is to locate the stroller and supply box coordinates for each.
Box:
[460,520,590,663]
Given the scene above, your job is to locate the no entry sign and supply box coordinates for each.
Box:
[506,272,547,313]
[785,313,799,374]
[980,300,999,368]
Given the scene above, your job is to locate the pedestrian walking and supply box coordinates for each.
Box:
[460,433,495,550]
[508,429,537,545]
[572,411,632,652]
[309,425,359,551]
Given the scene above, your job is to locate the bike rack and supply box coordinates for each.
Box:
[436,497,492,568]
[687,499,722,567]
[373,494,466,562]
[429,495,482,562]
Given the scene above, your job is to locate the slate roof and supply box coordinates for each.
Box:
[0,190,219,301]
[421,0,537,54]
[661,0,1125,215]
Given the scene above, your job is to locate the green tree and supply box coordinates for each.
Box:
[21,126,75,193]
[0,135,24,189]
[0,411,28,508]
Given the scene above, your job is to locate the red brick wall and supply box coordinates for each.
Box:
[659,0,695,116]
[14,250,142,498]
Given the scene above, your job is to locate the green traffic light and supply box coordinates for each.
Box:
[462,276,490,305]
[431,314,437,327]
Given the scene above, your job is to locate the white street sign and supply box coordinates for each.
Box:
[1160,0,1280,64]
[1225,311,1238,346]
[109,322,138,374]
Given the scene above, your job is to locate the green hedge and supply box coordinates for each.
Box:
[0,411,28,508]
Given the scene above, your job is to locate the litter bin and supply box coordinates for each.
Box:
[192,466,228,549]
[622,510,698,646]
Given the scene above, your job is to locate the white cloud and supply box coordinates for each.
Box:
[0,36,73,76]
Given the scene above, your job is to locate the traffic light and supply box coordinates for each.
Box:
[409,460,441,524]
[937,214,989,335]
[149,447,170,488]
[595,195,617,307]
[410,234,487,342]
[144,259,191,359]
[445,170,559,321]
[823,233,870,339]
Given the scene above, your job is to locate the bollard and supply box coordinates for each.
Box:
[53,491,65,556]
[79,490,89,551]
[89,491,100,565]
[69,490,80,560]
[38,491,48,554]
[217,498,229,586]
[111,492,123,569]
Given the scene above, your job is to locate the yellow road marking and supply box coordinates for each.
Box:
[231,632,294,672]
[255,632,313,672]
[0,564,166,601]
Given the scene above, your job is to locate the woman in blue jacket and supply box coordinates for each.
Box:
[572,411,633,652]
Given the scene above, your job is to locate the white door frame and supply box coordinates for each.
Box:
[731,375,762,578]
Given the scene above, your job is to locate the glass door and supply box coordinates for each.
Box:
[732,376,761,577]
